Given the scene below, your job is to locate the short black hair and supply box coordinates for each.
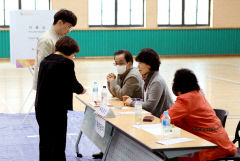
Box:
[172,68,200,96]
[55,36,79,56]
[53,9,77,26]
[114,50,133,64]
[135,48,161,71]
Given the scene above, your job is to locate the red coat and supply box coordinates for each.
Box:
[167,91,237,161]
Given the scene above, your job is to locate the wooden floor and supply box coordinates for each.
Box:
[0,56,240,139]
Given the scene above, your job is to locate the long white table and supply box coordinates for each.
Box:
[75,96,217,161]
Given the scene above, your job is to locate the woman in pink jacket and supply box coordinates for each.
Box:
[167,68,236,161]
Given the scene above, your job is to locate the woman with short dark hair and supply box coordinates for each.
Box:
[166,68,237,161]
[172,68,200,96]
[124,48,173,117]
[35,36,86,161]
[135,48,160,71]
[55,35,80,56]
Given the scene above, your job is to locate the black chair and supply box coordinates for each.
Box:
[213,108,229,128]
[213,121,240,161]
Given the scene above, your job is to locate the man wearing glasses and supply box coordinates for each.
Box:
[92,50,143,159]
[33,9,77,90]
[107,50,143,100]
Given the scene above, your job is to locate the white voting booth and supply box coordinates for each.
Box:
[10,10,56,117]
[10,10,56,64]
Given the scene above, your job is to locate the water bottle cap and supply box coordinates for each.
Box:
[164,111,168,115]
[136,98,141,101]
[103,86,106,88]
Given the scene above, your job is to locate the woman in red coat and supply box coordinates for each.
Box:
[167,68,237,161]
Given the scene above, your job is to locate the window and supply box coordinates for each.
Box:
[0,0,4,26]
[89,0,144,27]
[0,0,50,27]
[4,0,19,26]
[158,0,210,26]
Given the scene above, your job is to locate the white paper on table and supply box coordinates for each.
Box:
[118,111,149,115]
[121,106,132,110]
[156,138,194,145]
[109,97,120,100]
[95,115,106,138]
[133,124,163,135]
[89,102,100,107]
[89,102,111,107]
[113,106,132,110]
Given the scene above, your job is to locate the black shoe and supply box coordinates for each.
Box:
[76,152,82,158]
[92,152,103,159]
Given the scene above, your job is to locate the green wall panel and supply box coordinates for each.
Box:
[0,29,240,58]
[68,29,240,57]
[0,31,10,58]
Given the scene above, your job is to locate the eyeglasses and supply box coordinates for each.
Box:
[113,62,126,66]
[65,24,73,31]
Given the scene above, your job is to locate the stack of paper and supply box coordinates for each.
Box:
[118,111,150,115]
[133,124,163,135]
[156,138,194,145]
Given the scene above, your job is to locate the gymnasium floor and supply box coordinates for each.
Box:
[0,55,240,139]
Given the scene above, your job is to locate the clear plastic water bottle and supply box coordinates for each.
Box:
[162,111,171,139]
[101,86,108,106]
[135,98,142,124]
[92,81,98,102]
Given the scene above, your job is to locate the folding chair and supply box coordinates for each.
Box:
[213,108,229,128]
[213,121,240,161]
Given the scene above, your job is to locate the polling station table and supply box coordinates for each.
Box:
[75,95,217,161]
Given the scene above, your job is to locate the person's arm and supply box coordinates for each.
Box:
[109,76,140,99]
[33,39,54,90]
[141,81,163,112]
[107,81,116,97]
[36,39,53,67]
[167,97,189,124]
[107,73,117,97]
[72,73,84,94]
[68,62,84,94]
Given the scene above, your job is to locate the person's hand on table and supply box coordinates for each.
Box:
[123,96,133,106]
[122,95,129,105]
